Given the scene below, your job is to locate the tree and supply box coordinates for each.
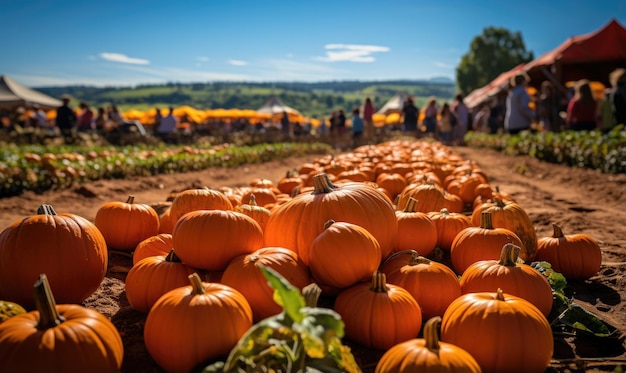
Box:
[456,27,534,95]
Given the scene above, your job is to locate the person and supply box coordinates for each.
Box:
[280,111,290,137]
[317,117,329,138]
[450,93,469,144]
[401,97,419,135]
[157,107,178,143]
[422,97,438,135]
[336,109,347,135]
[351,107,364,147]
[437,102,454,145]
[597,88,615,133]
[609,68,626,126]
[363,97,375,141]
[472,103,491,133]
[565,79,597,131]
[94,107,107,134]
[536,81,561,132]
[55,94,77,143]
[107,105,124,128]
[30,104,47,129]
[504,73,534,134]
[76,102,94,132]
[153,107,163,135]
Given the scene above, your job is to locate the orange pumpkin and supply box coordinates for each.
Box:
[460,243,553,316]
[264,173,398,260]
[536,223,602,280]
[132,233,173,265]
[173,209,263,271]
[450,211,524,275]
[441,289,553,373]
[394,197,438,257]
[125,249,197,313]
[472,198,537,261]
[427,208,473,251]
[144,273,252,373]
[304,220,381,290]
[94,195,160,251]
[158,207,175,234]
[0,274,123,372]
[381,250,461,320]
[169,187,234,223]
[234,194,271,231]
[334,271,422,350]
[221,247,310,321]
[0,204,108,309]
[375,316,481,373]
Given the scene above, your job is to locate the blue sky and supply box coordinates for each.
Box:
[2,0,625,87]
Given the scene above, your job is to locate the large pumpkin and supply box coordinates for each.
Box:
[169,187,234,223]
[375,316,481,373]
[304,220,381,291]
[0,204,108,309]
[460,243,553,316]
[94,195,160,251]
[450,211,523,275]
[536,223,602,280]
[173,209,264,271]
[264,173,397,259]
[221,247,310,321]
[441,288,553,373]
[0,274,124,372]
[144,273,252,373]
[471,198,537,261]
[334,271,422,350]
[125,250,197,313]
[381,250,461,320]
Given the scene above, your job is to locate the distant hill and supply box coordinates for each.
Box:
[37,80,457,119]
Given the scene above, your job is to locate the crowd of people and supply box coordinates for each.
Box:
[2,68,624,148]
[471,67,626,135]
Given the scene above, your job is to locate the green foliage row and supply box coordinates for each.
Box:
[37,80,456,120]
[0,142,334,198]
[464,126,626,174]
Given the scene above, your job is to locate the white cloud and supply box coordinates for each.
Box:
[229,59,248,66]
[196,56,209,62]
[99,53,150,65]
[315,44,390,63]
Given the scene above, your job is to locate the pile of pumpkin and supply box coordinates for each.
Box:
[0,139,603,372]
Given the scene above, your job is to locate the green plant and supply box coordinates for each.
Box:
[203,266,361,373]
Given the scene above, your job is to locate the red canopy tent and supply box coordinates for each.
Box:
[524,19,626,87]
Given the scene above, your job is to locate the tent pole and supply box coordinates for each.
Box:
[540,66,569,96]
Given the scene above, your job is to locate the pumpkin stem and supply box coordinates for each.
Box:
[312,173,338,194]
[323,219,336,230]
[494,197,506,208]
[498,243,521,266]
[37,204,57,215]
[551,223,565,238]
[290,186,301,197]
[440,208,450,216]
[495,288,505,301]
[403,197,418,213]
[424,316,443,351]
[370,271,389,293]
[126,195,135,204]
[479,211,494,229]
[188,273,206,295]
[165,249,182,263]
[34,274,66,330]
[379,249,421,268]
[302,283,322,307]
[249,194,258,206]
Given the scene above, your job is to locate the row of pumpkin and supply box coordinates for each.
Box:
[0,140,603,372]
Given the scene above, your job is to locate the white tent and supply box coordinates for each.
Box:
[256,97,302,116]
[375,93,409,115]
[0,75,62,109]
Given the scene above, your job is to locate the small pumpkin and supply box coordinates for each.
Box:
[375,316,481,373]
[536,223,602,280]
[94,195,161,251]
[0,274,123,372]
[0,300,26,323]
[427,208,473,251]
[441,288,553,373]
[394,197,438,257]
[144,273,252,373]
[234,194,271,231]
[334,271,422,350]
[133,233,174,265]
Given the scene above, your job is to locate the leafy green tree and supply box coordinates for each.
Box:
[456,27,534,95]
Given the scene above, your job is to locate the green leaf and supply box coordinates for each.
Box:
[558,303,614,337]
[260,266,305,323]
[296,307,345,359]
[530,261,567,293]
